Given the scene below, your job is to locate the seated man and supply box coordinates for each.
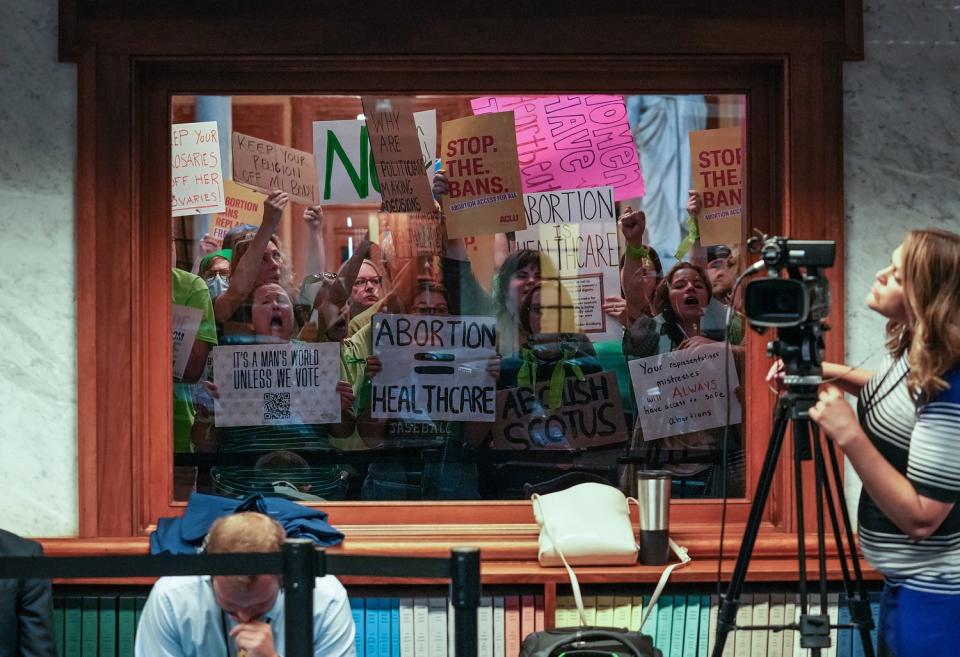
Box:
[135,513,355,657]
[0,528,57,657]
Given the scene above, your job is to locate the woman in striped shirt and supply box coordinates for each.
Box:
[808,228,960,657]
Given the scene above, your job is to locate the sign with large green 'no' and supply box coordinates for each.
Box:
[313,111,436,205]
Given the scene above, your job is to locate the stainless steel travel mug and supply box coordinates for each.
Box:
[637,470,671,565]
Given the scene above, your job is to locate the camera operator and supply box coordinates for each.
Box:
[769,229,960,656]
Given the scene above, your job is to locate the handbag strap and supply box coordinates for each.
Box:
[533,494,692,631]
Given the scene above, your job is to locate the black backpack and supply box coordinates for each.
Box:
[519,627,661,657]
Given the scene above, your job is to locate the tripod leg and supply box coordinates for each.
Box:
[818,427,877,657]
[803,421,831,656]
[711,403,790,657]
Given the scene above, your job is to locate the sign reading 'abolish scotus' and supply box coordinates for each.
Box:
[371,314,497,422]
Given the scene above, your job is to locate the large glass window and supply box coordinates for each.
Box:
[170,93,748,503]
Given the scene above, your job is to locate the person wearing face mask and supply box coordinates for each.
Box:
[200,248,232,300]
[135,512,355,657]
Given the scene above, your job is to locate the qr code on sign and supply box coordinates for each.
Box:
[263,392,291,421]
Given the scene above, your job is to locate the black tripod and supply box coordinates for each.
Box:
[710,376,876,657]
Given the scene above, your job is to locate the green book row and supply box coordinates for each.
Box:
[53,595,147,657]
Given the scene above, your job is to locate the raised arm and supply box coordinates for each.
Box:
[214,190,288,323]
[302,204,327,277]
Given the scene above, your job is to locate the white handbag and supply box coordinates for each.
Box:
[531,482,691,629]
[532,482,639,567]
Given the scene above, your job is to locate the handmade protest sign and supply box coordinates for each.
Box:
[471,95,645,201]
[172,121,226,216]
[371,314,497,422]
[212,342,341,427]
[361,97,435,214]
[628,342,742,441]
[689,127,743,247]
[172,304,203,381]
[313,112,437,205]
[376,211,444,260]
[439,112,527,239]
[209,180,265,247]
[232,132,318,205]
[512,185,622,340]
[490,371,628,450]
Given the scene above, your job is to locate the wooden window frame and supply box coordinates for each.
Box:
[67,6,857,574]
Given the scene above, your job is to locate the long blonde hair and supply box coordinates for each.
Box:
[895,229,960,400]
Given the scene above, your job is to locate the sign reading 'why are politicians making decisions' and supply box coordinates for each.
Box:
[689,127,743,247]
[212,342,341,427]
[361,96,435,214]
[171,121,226,216]
[628,342,742,441]
[471,95,645,201]
[440,112,527,239]
[491,371,629,450]
[371,314,498,422]
[209,180,265,248]
[512,185,622,341]
[232,132,319,205]
[312,110,437,205]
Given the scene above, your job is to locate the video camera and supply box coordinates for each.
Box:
[743,235,835,328]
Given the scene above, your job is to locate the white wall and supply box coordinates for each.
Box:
[0,0,957,537]
[0,0,78,536]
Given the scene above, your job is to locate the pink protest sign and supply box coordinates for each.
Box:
[470,95,645,201]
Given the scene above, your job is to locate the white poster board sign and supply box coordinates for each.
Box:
[172,304,203,381]
[171,121,226,216]
[512,185,622,341]
[628,342,742,440]
[313,111,437,205]
[212,342,341,427]
[371,313,497,422]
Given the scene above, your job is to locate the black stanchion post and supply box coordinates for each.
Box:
[450,548,481,657]
[284,539,316,657]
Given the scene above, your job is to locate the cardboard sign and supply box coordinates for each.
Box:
[361,97,435,214]
[439,112,527,239]
[212,342,341,427]
[232,132,318,205]
[371,314,497,422]
[172,304,203,381]
[377,211,445,260]
[470,96,645,201]
[313,112,437,205]
[628,342,742,441]
[689,127,743,247]
[491,371,628,450]
[513,185,622,340]
[171,121,226,216]
[209,180,265,247]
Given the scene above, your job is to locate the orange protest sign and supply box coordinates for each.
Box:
[689,127,744,247]
[209,180,265,247]
[440,112,526,239]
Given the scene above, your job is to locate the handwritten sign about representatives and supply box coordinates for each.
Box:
[628,342,742,441]
[471,95,645,201]
[371,314,497,422]
[172,305,203,381]
[689,127,743,247]
[210,180,265,247]
[172,121,226,216]
[491,371,628,450]
[440,112,527,239]
[361,96,435,214]
[232,132,318,205]
[212,342,341,427]
[513,185,621,340]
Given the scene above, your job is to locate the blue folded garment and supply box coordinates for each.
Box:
[150,492,344,554]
